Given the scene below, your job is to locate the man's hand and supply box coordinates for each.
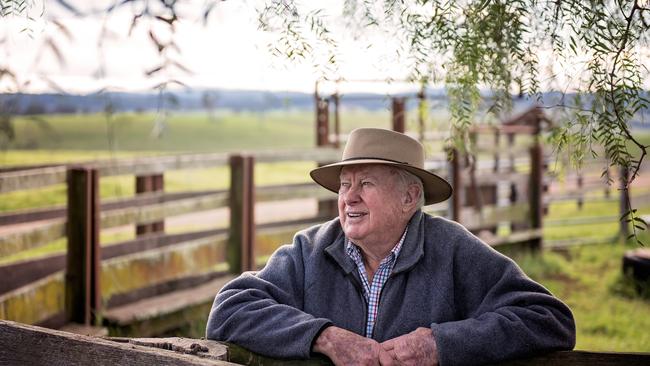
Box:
[381,327,439,366]
[312,326,395,366]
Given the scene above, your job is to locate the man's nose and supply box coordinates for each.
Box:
[342,183,361,204]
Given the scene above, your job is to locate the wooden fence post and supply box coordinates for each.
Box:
[66,167,101,325]
[620,166,630,241]
[228,155,255,273]
[391,97,406,133]
[417,86,425,141]
[315,91,337,218]
[529,143,544,250]
[493,129,500,172]
[449,148,461,222]
[135,174,164,236]
[507,132,516,172]
[316,99,330,147]
[333,93,341,148]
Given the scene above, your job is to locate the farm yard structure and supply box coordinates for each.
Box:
[0,101,649,363]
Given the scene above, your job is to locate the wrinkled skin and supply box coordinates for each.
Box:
[312,326,396,366]
[381,327,439,366]
[313,326,438,366]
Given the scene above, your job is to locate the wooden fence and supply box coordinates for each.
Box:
[0,148,342,334]
[2,320,650,366]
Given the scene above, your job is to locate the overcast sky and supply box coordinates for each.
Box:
[4,1,647,95]
[0,0,421,95]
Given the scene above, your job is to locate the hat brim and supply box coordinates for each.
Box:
[310,159,452,205]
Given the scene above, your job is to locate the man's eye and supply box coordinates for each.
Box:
[340,182,350,188]
[361,181,372,186]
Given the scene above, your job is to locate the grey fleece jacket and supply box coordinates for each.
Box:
[206,210,576,366]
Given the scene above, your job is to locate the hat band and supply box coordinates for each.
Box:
[342,157,411,165]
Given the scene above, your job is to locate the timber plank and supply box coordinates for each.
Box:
[460,203,530,231]
[0,219,66,257]
[103,275,235,325]
[0,206,66,226]
[100,234,228,301]
[473,144,530,157]
[0,320,235,366]
[105,270,229,308]
[460,170,529,186]
[95,153,230,177]
[0,191,223,226]
[227,342,650,366]
[0,253,66,295]
[253,148,341,163]
[99,191,229,229]
[544,215,620,227]
[60,323,108,337]
[94,148,342,177]
[490,350,650,366]
[129,337,228,362]
[483,229,543,247]
[0,229,225,295]
[0,271,65,325]
[226,343,332,366]
[256,183,336,202]
[0,166,66,193]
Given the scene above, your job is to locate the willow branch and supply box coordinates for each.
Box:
[608,1,646,184]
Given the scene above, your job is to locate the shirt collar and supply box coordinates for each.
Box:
[325,210,426,276]
[345,226,408,265]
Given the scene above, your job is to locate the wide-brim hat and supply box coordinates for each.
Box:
[310,128,452,205]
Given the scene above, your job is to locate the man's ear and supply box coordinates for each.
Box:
[403,184,420,211]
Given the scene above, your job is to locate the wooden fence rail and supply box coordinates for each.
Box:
[2,320,650,366]
[0,166,67,193]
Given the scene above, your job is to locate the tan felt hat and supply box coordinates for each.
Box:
[310,128,452,205]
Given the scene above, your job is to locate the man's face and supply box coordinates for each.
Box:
[338,164,408,247]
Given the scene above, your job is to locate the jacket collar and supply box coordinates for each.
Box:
[324,210,425,275]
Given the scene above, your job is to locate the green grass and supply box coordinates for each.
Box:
[514,236,650,352]
[6,110,398,152]
[0,150,142,166]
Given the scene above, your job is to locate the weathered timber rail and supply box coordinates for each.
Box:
[2,320,650,366]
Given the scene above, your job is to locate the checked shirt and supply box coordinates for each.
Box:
[345,228,407,338]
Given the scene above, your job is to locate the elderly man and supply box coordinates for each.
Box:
[206,128,575,366]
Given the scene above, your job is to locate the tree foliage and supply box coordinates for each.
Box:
[259,0,650,243]
[1,0,649,241]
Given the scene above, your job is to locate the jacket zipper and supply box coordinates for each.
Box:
[347,272,368,335]
[371,275,392,339]
[373,268,406,339]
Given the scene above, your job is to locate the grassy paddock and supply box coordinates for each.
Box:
[6,110,400,152]
[515,237,650,352]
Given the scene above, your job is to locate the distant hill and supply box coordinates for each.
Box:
[1,89,647,129]
[0,88,448,115]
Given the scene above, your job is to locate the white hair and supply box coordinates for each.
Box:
[388,166,425,209]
